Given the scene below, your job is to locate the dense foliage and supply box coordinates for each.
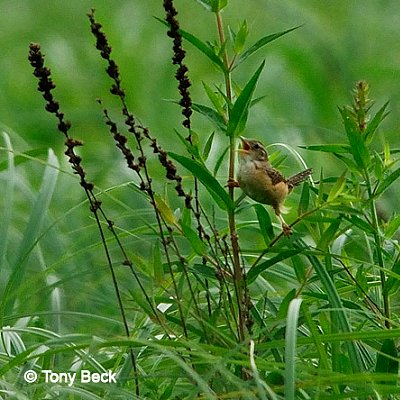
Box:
[0,1,399,399]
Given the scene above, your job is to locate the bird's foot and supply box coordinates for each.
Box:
[277,213,292,236]
[282,223,293,236]
[226,178,240,188]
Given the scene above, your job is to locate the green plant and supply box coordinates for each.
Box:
[0,1,399,399]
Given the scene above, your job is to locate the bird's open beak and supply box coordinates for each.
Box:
[238,136,250,154]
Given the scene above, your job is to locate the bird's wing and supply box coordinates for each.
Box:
[265,166,286,186]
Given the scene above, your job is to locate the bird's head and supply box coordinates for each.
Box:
[238,137,269,162]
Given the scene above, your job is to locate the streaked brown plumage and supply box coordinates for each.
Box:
[237,137,312,235]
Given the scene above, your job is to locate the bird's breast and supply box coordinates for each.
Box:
[237,161,288,206]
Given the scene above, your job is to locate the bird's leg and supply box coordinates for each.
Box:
[276,213,292,236]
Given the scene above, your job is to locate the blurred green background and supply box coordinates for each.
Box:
[3,0,400,265]
[1,0,399,160]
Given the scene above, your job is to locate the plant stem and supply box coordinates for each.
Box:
[216,11,245,342]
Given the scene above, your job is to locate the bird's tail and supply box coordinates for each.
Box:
[287,168,312,190]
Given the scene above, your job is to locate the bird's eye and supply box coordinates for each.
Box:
[253,143,260,150]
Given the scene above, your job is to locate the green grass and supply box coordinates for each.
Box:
[1,1,400,399]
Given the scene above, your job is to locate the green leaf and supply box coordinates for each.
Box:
[128,284,156,319]
[345,215,375,234]
[195,0,228,12]
[339,107,370,169]
[213,145,229,176]
[180,29,225,71]
[248,249,303,283]
[385,215,400,239]
[202,81,225,116]
[174,129,202,160]
[237,26,301,67]
[383,141,393,166]
[215,85,231,108]
[375,166,400,197]
[169,152,234,210]
[384,260,400,296]
[292,255,306,282]
[355,265,369,297]
[153,240,164,284]
[250,95,267,108]
[318,218,341,250]
[327,171,347,202]
[192,103,227,132]
[212,0,228,12]
[195,0,213,11]
[300,144,351,154]
[365,101,390,144]
[159,381,176,400]
[154,194,179,228]
[202,131,215,160]
[254,204,274,243]
[234,109,248,137]
[277,289,296,319]
[332,153,360,174]
[226,60,265,138]
[233,20,248,55]
[375,339,398,380]
[317,168,325,207]
[336,353,352,375]
[325,204,365,215]
[190,263,220,280]
[373,150,384,180]
[180,210,207,256]
[156,17,226,71]
[298,181,310,215]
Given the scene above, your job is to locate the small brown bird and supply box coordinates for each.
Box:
[237,137,312,235]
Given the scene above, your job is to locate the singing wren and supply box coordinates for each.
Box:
[237,137,312,235]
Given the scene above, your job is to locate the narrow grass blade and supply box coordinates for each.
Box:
[1,149,59,317]
[0,133,15,265]
[249,340,277,400]
[0,147,48,171]
[247,249,303,283]
[297,240,365,373]
[284,298,302,400]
